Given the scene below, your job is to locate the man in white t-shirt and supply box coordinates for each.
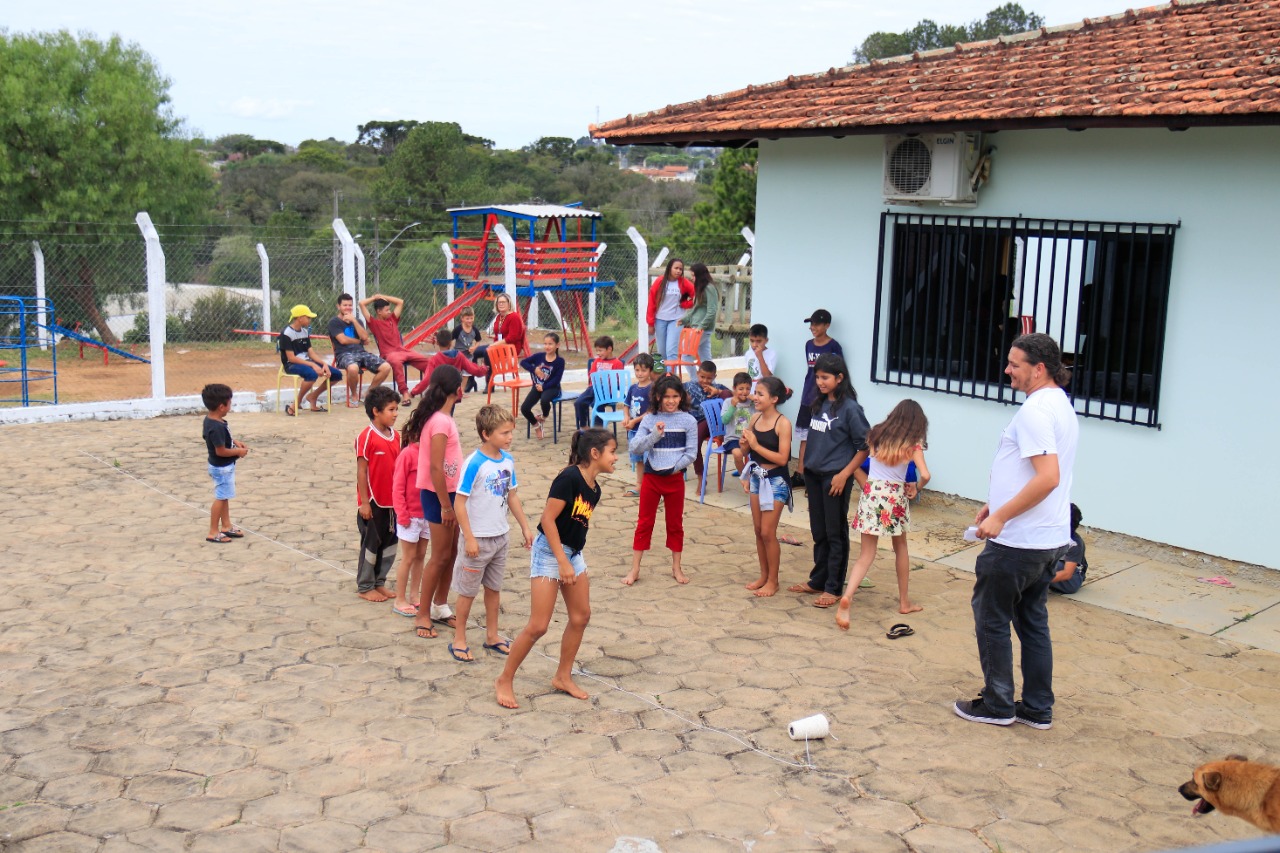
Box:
[954,333,1079,731]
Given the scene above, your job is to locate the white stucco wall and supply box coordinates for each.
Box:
[753,127,1280,568]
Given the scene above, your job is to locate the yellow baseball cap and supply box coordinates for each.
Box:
[289,304,317,320]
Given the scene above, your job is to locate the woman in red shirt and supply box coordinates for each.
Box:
[474,293,526,389]
[646,258,694,367]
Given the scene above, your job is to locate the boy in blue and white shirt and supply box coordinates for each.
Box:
[449,405,534,662]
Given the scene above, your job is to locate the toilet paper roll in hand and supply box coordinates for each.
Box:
[788,713,830,740]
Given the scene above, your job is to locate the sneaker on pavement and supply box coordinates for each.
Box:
[1013,701,1053,730]
[953,697,1015,726]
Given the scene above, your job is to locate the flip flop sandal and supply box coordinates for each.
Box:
[623,489,641,498]
[308,405,328,413]
[886,623,915,639]
[205,533,233,543]
[483,639,512,655]
[284,403,296,416]
[414,625,437,639]
[813,594,839,608]
[778,534,802,546]
[448,643,474,663]
[392,604,418,617]
[221,528,245,538]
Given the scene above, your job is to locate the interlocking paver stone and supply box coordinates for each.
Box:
[3,407,1280,852]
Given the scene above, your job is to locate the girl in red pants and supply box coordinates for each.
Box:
[623,374,698,585]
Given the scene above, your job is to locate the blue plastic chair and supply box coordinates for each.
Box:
[699,399,730,502]
[589,369,631,437]
[526,390,577,444]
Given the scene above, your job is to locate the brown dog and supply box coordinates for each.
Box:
[1179,755,1280,833]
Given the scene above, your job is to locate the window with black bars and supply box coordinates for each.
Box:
[871,213,1178,428]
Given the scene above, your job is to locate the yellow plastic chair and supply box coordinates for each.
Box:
[277,364,332,414]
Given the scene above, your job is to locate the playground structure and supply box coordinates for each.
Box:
[404,204,616,354]
[0,296,58,406]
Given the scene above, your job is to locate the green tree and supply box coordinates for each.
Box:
[373,122,492,224]
[667,148,756,255]
[0,31,213,343]
[853,3,1045,62]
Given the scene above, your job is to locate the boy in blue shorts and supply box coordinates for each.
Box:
[621,353,655,497]
[202,383,249,543]
[279,304,342,414]
[450,405,534,662]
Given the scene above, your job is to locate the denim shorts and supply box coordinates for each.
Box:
[748,473,791,504]
[627,429,643,465]
[208,462,236,500]
[529,532,587,581]
[285,362,342,383]
[420,489,457,525]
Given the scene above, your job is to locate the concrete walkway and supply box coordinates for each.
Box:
[1,398,1278,852]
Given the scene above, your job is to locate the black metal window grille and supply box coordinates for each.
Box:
[871,213,1178,428]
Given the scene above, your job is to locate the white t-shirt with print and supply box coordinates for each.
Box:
[456,449,518,537]
[655,280,685,322]
[744,346,778,390]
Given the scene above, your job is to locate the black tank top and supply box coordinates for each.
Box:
[750,416,789,479]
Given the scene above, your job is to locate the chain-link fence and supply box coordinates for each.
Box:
[0,221,753,409]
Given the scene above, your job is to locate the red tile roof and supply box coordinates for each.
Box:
[591,0,1280,145]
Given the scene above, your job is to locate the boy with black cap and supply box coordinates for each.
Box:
[793,309,843,487]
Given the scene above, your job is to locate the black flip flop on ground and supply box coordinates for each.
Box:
[886,623,915,639]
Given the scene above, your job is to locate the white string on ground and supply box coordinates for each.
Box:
[534,647,819,772]
[84,450,823,771]
[79,450,355,576]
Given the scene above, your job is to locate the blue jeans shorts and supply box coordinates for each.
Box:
[748,473,791,504]
[529,532,587,581]
[285,362,342,383]
[420,489,457,525]
[627,429,643,465]
[208,462,236,500]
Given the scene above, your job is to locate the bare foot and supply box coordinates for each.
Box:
[621,570,640,586]
[551,676,589,700]
[672,569,689,584]
[752,582,779,598]
[835,597,852,630]
[745,577,766,590]
[787,583,821,594]
[374,586,395,599]
[899,602,924,614]
[495,677,519,709]
[359,589,389,602]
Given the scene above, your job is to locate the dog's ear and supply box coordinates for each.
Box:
[1224,754,1248,762]
[1203,771,1223,792]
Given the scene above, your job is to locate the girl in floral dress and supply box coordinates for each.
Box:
[836,400,930,630]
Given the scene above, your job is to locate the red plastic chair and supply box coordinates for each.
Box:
[663,327,703,378]
[486,342,532,416]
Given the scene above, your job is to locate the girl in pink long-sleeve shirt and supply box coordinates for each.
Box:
[392,437,431,616]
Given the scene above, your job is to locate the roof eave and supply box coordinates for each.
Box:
[595,113,1280,147]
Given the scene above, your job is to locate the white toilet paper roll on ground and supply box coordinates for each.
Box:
[788,713,830,740]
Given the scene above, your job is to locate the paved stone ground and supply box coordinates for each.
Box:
[2,399,1278,852]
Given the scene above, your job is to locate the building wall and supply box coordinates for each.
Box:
[753,127,1280,567]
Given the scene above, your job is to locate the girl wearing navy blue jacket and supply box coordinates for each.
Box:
[519,333,565,440]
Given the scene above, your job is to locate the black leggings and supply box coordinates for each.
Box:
[520,387,555,425]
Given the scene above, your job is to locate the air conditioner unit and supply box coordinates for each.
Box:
[883,132,982,205]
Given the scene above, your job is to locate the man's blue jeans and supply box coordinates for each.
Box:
[971,540,1066,718]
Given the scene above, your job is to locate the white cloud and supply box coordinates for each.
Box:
[226,97,311,120]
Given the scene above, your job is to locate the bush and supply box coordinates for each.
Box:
[124,311,187,344]
[185,290,258,342]
[208,235,260,286]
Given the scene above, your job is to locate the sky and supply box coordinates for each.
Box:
[6,0,1119,151]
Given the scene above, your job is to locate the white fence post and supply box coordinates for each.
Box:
[32,241,48,350]
[333,219,356,296]
[741,226,755,248]
[626,227,649,353]
[651,246,669,271]
[493,223,518,311]
[590,242,606,333]
[441,243,455,304]
[135,212,167,401]
[256,243,271,342]
[355,243,367,304]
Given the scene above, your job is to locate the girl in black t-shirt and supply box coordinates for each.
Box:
[496,427,617,710]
